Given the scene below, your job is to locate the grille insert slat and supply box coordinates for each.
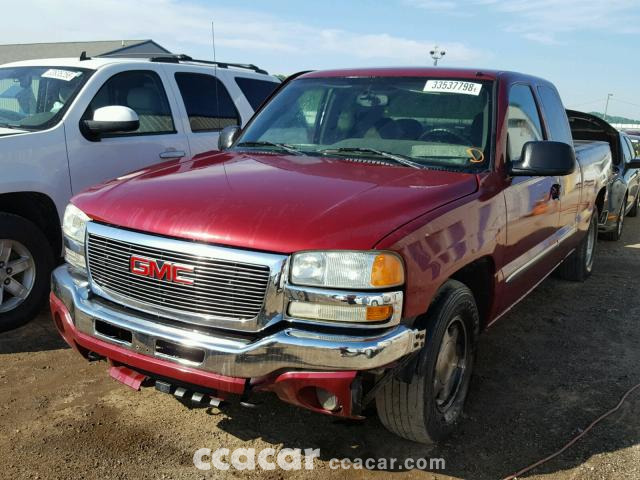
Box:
[87,233,270,320]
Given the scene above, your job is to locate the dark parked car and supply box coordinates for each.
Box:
[568,110,640,240]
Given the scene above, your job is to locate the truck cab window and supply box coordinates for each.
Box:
[507,84,543,162]
[537,85,573,145]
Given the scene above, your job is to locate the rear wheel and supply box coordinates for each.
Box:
[556,211,597,281]
[0,214,53,332]
[376,280,479,443]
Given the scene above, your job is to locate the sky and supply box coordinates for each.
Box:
[5,0,640,119]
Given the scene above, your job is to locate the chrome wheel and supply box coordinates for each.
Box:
[433,316,468,413]
[0,240,36,314]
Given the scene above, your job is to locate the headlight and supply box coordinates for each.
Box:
[62,203,90,271]
[290,251,404,289]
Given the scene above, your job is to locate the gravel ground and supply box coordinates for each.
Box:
[1,219,639,480]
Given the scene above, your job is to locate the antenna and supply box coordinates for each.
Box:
[212,20,221,129]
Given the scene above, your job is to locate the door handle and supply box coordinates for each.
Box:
[159,149,186,159]
[550,183,561,200]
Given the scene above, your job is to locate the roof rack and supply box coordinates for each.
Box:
[97,52,268,75]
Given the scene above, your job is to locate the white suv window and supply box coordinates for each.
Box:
[84,70,175,136]
[174,73,240,132]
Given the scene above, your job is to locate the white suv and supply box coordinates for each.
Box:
[0,54,280,330]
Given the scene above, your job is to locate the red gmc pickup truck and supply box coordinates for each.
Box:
[50,68,612,443]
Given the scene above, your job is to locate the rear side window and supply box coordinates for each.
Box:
[175,73,239,132]
[537,85,573,145]
[85,70,174,135]
[235,77,279,110]
[507,84,543,162]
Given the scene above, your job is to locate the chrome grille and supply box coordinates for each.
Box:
[87,233,270,320]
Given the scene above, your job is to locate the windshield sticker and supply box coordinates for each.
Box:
[467,147,485,163]
[424,80,482,96]
[41,69,82,82]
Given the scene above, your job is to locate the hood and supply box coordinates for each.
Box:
[73,152,478,253]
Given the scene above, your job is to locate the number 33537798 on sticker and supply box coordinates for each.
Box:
[423,80,482,96]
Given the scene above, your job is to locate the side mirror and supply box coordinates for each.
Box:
[83,106,139,137]
[218,125,241,150]
[509,141,576,177]
[627,158,640,169]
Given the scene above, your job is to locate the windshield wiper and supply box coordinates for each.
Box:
[235,141,306,156]
[318,147,424,169]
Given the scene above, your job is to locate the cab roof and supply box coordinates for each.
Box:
[299,67,552,87]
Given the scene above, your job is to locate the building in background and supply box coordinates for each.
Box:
[0,40,171,64]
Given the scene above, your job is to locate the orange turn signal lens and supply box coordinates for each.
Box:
[370,253,404,287]
[366,305,394,321]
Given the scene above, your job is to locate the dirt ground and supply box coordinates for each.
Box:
[1,220,639,480]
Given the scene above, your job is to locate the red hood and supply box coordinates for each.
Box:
[73,152,478,253]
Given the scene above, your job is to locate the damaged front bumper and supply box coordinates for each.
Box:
[51,265,425,417]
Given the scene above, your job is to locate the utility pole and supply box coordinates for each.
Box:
[430,45,446,66]
[604,93,613,121]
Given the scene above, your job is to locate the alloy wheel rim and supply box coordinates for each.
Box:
[433,316,468,413]
[0,240,36,314]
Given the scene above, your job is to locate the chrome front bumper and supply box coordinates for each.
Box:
[52,265,425,378]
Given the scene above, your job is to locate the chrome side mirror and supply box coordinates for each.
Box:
[218,125,241,150]
[83,106,139,135]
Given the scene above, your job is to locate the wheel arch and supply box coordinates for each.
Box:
[414,256,496,332]
[0,192,62,257]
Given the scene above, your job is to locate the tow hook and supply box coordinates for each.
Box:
[239,379,261,409]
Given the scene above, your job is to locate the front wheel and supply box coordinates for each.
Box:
[556,211,597,282]
[0,214,54,332]
[376,280,479,443]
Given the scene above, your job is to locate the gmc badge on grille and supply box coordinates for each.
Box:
[130,256,195,285]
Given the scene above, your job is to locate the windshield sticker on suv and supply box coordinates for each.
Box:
[41,69,82,82]
[423,80,482,96]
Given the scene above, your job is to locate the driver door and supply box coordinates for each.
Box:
[499,84,561,311]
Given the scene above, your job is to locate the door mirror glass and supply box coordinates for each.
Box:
[218,125,241,150]
[83,106,139,136]
[509,141,576,176]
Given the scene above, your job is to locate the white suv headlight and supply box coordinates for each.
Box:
[62,203,90,271]
[290,251,404,289]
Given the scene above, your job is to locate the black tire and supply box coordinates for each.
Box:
[556,212,597,282]
[376,280,479,443]
[601,199,625,241]
[627,193,638,218]
[0,213,54,332]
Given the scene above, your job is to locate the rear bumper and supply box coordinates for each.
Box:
[51,265,424,411]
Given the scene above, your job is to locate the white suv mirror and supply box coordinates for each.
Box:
[83,106,140,137]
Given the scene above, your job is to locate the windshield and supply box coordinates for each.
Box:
[0,66,90,130]
[235,76,494,169]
